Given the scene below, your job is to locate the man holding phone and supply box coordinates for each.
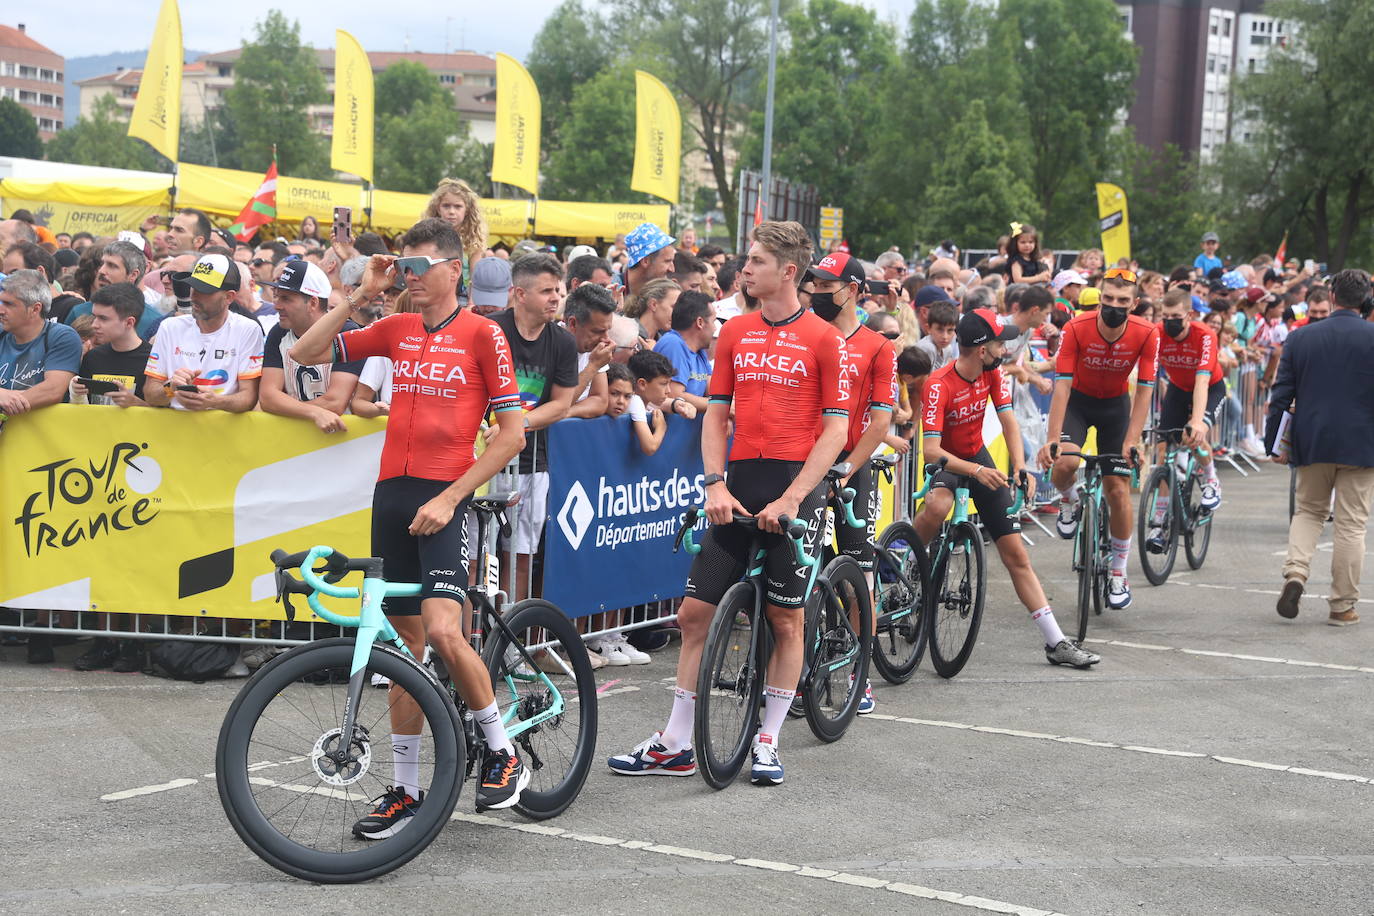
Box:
[73,283,152,407]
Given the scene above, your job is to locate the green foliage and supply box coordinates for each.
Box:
[1115,141,1209,271]
[179,108,240,169]
[370,62,489,194]
[543,65,653,202]
[223,10,328,177]
[0,98,43,159]
[45,94,169,171]
[374,60,450,120]
[527,0,613,152]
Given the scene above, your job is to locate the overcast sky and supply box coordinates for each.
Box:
[16,0,915,62]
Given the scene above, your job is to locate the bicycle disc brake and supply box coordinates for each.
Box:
[311,725,372,787]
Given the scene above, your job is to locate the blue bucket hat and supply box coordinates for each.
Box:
[624,222,675,267]
[1191,294,1211,315]
[1220,269,1246,291]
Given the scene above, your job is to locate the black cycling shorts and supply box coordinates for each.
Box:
[928,447,1021,541]
[684,459,827,610]
[1061,389,1131,457]
[372,476,471,616]
[1158,380,1225,432]
[833,456,876,572]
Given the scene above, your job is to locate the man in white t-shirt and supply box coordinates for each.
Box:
[259,259,365,431]
[144,253,265,411]
[563,282,615,418]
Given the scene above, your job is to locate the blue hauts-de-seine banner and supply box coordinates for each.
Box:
[544,415,705,618]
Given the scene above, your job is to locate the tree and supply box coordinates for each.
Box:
[527,0,612,153]
[224,10,328,177]
[375,60,450,120]
[737,0,903,255]
[995,0,1137,238]
[1221,0,1374,270]
[543,65,653,202]
[45,94,169,171]
[619,0,780,247]
[1114,140,1209,271]
[0,98,42,159]
[371,61,489,194]
[918,100,1038,248]
[179,108,241,169]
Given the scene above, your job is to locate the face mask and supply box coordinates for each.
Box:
[1162,317,1186,338]
[1100,306,1130,329]
[983,354,1005,371]
[809,291,843,322]
[1309,314,1325,323]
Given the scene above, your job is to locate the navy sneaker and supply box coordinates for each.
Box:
[856,678,876,715]
[476,748,530,811]
[1056,500,1081,539]
[750,738,784,786]
[353,785,421,840]
[1107,573,1132,610]
[607,732,696,776]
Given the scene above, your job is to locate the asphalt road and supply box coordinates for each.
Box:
[7,461,1374,915]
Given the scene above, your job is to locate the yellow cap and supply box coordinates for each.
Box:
[1078,286,1101,308]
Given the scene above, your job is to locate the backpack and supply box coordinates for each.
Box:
[147,640,241,681]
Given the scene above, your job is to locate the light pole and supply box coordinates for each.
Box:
[759,0,780,223]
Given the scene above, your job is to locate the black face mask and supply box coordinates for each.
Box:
[1162,317,1186,338]
[1309,314,1325,323]
[1100,306,1130,329]
[809,291,844,322]
[983,354,1004,372]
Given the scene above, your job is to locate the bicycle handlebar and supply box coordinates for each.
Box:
[674,507,816,568]
[827,476,865,530]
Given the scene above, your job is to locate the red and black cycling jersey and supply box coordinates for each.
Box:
[840,324,896,451]
[1158,320,1219,391]
[336,308,522,482]
[1055,311,1159,398]
[709,307,850,462]
[922,361,1012,460]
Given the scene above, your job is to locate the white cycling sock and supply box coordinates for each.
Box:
[391,733,422,800]
[474,701,515,755]
[660,686,696,752]
[1152,495,1169,524]
[1204,460,1219,483]
[1110,536,1131,573]
[758,685,796,746]
[1031,606,1066,646]
[1061,483,1080,505]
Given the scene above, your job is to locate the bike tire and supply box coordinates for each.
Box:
[802,556,874,743]
[870,521,930,685]
[482,599,598,821]
[694,581,767,789]
[927,521,986,679]
[216,638,463,884]
[1183,476,1214,570]
[1074,498,1096,641]
[1094,496,1112,616]
[1138,466,1179,586]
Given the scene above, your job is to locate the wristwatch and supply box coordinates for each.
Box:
[703,473,725,488]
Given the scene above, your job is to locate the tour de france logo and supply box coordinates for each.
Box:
[14,441,163,557]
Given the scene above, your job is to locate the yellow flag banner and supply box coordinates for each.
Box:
[491,53,541,196]
[1,176,171,235]
[534,200,671,238]
[330,30,374,183]
[177,162,361,225]
[127,0,183,162]
[631,70,681,204]
[0,406,382,620]
[1095,182,1131,267]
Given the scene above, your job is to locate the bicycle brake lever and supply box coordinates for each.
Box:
[498,510,512,539]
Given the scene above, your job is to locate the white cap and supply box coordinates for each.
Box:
[1052,269,1088,293]
[565,244,598,263]
[266,259,332,299]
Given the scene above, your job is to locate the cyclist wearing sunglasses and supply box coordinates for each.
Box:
[1037,267,1158,612]
[290,218,532,831]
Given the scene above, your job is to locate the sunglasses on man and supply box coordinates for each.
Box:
[394,256,460,278]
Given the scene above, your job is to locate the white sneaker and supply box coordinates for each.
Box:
[1200,481,1220,511]
[225,654,250,678]
[370,672,391,688]
[1107,572,1132,610]
[1056,499,1081,539]
[592,637,632,667]
[613,634,651,665]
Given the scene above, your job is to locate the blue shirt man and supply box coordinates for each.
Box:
[653,290,715,409]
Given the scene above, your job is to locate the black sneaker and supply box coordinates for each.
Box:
[26,634,54,665]
[74,638,119,671]
[352,786,422,840]
[627,625,673,652]
[113,640,144,673]
[476,748,529,811]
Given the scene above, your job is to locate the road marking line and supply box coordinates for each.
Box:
[100,778,197,801]
[451,805,1064,914]
[873,717,1373,786]
[596,678,623,694]
[1086,638,1374,674]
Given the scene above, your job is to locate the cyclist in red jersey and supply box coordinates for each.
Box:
[805,251,896,713]
[290,219,531,829]
[1145,289,1225,552]
[608,221,850,787]
[1037,268,1158,612]
[918,309,1100,668]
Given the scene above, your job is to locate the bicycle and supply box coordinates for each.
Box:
[912,457,1026,679]
[1054,446,1137,643]
[215,495,598,884]
[676,467,873,789]
[869,453,931,684]
[1138,427,1215,585]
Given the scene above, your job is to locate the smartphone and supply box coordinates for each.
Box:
[76,377,120,395]
[174,385,199,393]
[1303,259,1316,273]
[171,274,193,303]
[865,278,891,295]
[332,206,353,245]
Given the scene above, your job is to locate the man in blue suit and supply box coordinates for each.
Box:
[1265,269,1374,625]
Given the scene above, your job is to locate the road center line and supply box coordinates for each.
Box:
[1083,638,1374,674]
[100,778,198,802]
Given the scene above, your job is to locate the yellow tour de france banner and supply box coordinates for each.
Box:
[631,70,681,205]
[177,162,359,225]
[330,30,374,183]
[126,0,183,163]
[0,406,383,622]
[534,201,671,238]
[1096,182,1131,268]
[491,53,541,196]
[1,176,171,235]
